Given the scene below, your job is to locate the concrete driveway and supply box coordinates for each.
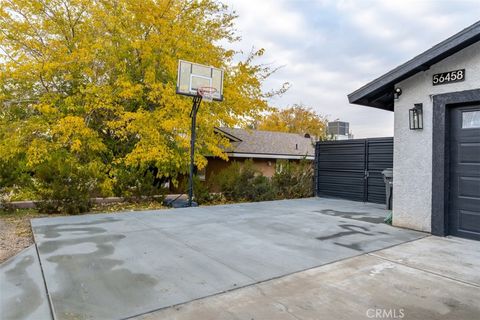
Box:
[2,198,428,319]
[139,236,480,320]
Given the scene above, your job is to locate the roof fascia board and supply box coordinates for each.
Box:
[348,21,480,107]
[226,152,314,160]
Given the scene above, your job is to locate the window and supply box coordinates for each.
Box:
[462,111,480,129]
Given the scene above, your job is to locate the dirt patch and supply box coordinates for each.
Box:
[0,215,36,263]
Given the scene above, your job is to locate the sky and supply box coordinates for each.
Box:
[223,0,480,138]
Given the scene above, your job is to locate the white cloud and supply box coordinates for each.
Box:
[222,0,480,138]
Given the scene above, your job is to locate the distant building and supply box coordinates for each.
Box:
[327,121,354,140]
[174,128,315,192]
[207,128,314,182]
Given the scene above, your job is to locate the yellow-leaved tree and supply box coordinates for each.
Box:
[256,104,328,141]
[0,0,287,212]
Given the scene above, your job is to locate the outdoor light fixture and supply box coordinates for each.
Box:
[409,103,423,130]
[394,88,402,99]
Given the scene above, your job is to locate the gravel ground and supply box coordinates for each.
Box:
[0,216,34,263]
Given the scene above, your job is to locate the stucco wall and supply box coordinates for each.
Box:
[393,41,480,232]
[206,157,277,191]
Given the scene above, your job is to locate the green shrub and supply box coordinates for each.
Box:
[272,159,314,199]
[33,152,104,214]
[215,160,275,202]
[176,174,212,205]
[0,156,36,203]
[112,166,166,202]
[247,175,275,201]
[192,175,211,205]
[215,162,242,200]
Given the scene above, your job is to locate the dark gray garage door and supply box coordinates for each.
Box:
[314,138,393,204]
[449,105,480,240]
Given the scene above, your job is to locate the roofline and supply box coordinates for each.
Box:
[229,152,314,159]
[348,21,480,111]
[214,127,242,142]
[316,136,392,145]
[216,127,312,139]
[208,152,314,160]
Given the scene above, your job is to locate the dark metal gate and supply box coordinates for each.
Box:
[314,137,393,204]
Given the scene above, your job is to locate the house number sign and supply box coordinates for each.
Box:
[432,69,465,86]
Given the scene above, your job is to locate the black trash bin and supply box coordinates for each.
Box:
[382,168,393,210]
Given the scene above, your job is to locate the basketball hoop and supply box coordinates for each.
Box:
[176,60,224,207]
[197,86,217,102]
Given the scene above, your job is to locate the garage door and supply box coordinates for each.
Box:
[449,105,480,240]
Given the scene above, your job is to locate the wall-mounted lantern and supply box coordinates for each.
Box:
[409,103,423,130]
[394,88,402,99]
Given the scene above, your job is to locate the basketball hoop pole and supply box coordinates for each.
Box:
[188,94,203,207]
[177,60,223,207]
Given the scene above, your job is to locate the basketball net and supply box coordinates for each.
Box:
[197,87,217,102]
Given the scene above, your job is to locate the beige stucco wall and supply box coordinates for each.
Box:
[392,41,480,232]
[173,157,299,193]
[251,159,277,177]
[205,157,277,191]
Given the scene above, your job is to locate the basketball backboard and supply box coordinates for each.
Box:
[176,60,224,101]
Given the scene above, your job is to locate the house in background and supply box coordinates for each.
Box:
[202,128,314,186]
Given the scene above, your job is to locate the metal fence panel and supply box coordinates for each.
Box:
[366,138,394,203]
[315,137,393,204]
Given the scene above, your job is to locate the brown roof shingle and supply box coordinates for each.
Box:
[217,128,315,159]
